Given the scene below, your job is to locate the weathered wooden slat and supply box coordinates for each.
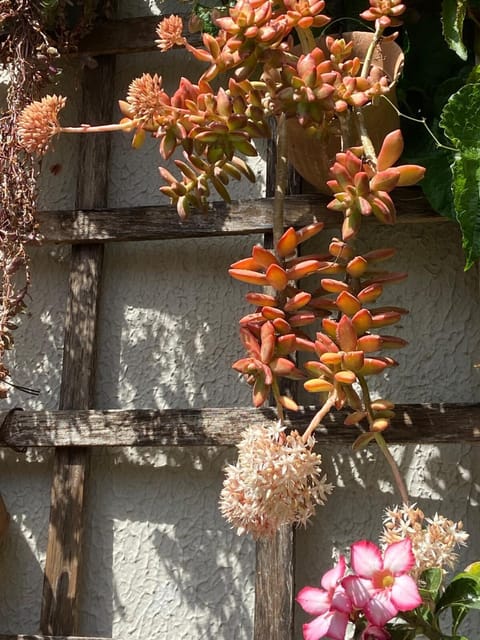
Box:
[0,636,111,640]
[40,55,114,636]
[36,190,446,245]
[6,402,480,445]
[78,15,201,56]
[1,404,480,448]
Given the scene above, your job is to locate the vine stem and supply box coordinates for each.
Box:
[357,375,410,506]
[379,95,457,152]
[302,393,337,442]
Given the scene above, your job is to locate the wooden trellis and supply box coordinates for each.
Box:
[1,14,480,640]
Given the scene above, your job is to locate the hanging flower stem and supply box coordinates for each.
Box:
[302,393,337,442]
[358,374,410,505]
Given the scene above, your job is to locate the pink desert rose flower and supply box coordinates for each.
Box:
[343,539,422,627]
[296,556,352,640]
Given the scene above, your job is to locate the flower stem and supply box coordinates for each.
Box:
[360,22,384,79]
[60,121,136,134]
[302,393,337,442]
[357,374,409,505]
[373,432,410,506]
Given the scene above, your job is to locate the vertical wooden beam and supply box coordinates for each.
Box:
[254,526,295,640]
[253,119,302,640]
[40,55,115,635]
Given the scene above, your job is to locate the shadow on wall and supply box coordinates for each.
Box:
[79,447,254,640]
[0,450,52,634]
[94,235,260,410]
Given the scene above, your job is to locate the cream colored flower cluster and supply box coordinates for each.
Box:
[381,504,469,578]
[219,424,333,538]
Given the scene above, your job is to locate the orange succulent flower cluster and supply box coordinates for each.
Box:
[327,130,425,240]
[18,0,415,219]
[360,0,406,28]
[303,238,409,432]
[230,221,330,408]
[230,221,408,436]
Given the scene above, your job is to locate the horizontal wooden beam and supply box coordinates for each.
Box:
[0,404,479,448]
[36,191,445,245]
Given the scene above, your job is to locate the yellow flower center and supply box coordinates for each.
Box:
[373,569,395,589]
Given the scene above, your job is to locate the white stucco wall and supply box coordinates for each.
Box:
[1,2,480,638]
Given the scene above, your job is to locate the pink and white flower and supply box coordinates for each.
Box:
[296,556,352,640]
[343,539,422,627]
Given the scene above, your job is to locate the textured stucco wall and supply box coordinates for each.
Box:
[1,1,480,638]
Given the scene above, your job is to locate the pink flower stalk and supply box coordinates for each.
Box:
[343,539,422,627]
[296,556,352,640]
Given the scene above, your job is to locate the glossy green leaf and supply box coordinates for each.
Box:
[442,0,468,60]
[436,576,480,613]
[453,561,480,582]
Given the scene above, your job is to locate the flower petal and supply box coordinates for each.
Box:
[331,586,353,614]
[342,575,373,608]
[303,611,349,640]
[350,540,383,578]
[321,556,346,591]
[296,587,331,615]
[391,574,422,611]
[302,612,333,640]
[364,591,398,626]
[383,538,415,575]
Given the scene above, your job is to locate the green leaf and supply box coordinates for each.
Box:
[451,152,480,268]
[436,576,480,613]
[442,0,469,61]
[352,432,375,451]
[417,146,457,220]
[441,83,480,149]
[454,561,480,582]
[440,84,480,266]
[419,567,444,600]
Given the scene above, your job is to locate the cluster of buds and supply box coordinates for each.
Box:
[230,221,328,409]
[360,0,406,29]
[303,239,408,432]
[327,130,425,239]
[230,218,409,439]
